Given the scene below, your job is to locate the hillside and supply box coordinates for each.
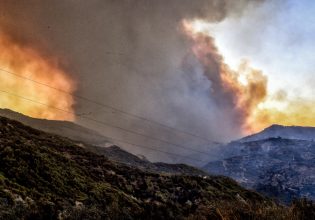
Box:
[0,109,208,176]
[1,116,313,219]
[241,125,315,143]
[87,145,208,176]
[203,126,315,204]
[0,108,110,146]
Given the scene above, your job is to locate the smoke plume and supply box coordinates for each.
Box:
[0,0,265,163]
[182,20,268,134]
[0,31,75,120]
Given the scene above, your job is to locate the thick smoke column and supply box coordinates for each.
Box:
[0,31,76,120]
[182,20,268,133]
[0,0,265,163]
[182,16,315,133]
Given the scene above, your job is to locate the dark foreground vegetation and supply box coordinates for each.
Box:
[0,116,314,219]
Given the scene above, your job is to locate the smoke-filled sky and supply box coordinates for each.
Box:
[0,0,314,164]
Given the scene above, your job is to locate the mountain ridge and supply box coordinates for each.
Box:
[0,108,111,146]
[240,124,315,143]
[203,125,315,204]
[0,109,208,176]
[1,115,305,219]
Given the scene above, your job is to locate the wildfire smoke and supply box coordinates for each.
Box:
[182,19,268,134]
[0,32,76,120]
[182,19,315,134]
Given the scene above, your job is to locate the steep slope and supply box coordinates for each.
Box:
[0,109,205,176]
[0,116,307,219]
[203,127,315,204]
[88,145,208,176]
[0,108,110,146]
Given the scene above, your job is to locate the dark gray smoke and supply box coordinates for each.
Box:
[0,0,263,165]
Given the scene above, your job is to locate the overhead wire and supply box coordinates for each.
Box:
[0,68,219,144]
[0,89,210,162]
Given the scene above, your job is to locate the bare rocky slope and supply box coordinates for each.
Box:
[240,124,315,143]
[203,125,315,204]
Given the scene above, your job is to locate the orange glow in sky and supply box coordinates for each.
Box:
[0,33,76,121]
[183,19,315,134]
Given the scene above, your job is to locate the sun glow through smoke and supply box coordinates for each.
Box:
[0,33,76,121]
[182,19,315,134]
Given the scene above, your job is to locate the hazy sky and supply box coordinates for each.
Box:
[208,0,315,99]
[0,0,314,165]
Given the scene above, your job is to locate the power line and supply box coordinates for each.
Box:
[0,89,206,163]
[50,122,208,163]
[0,68,219,144]
[94,135,204,162]
[0,89,212,157]
[60,124,205,163]
[55,124,203,162]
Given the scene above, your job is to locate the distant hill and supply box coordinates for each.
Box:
[1,116,307,219]
[241,124,315,143]
[203,125,315,204]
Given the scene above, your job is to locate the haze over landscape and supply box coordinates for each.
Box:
[0,1,313,140]
[0,1,314,219]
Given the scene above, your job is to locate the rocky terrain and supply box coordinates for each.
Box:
[203,125,315,204]
[1,116,314,219]
[241,124,315,143]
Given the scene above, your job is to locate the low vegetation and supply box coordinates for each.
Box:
[0,116,314,219]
